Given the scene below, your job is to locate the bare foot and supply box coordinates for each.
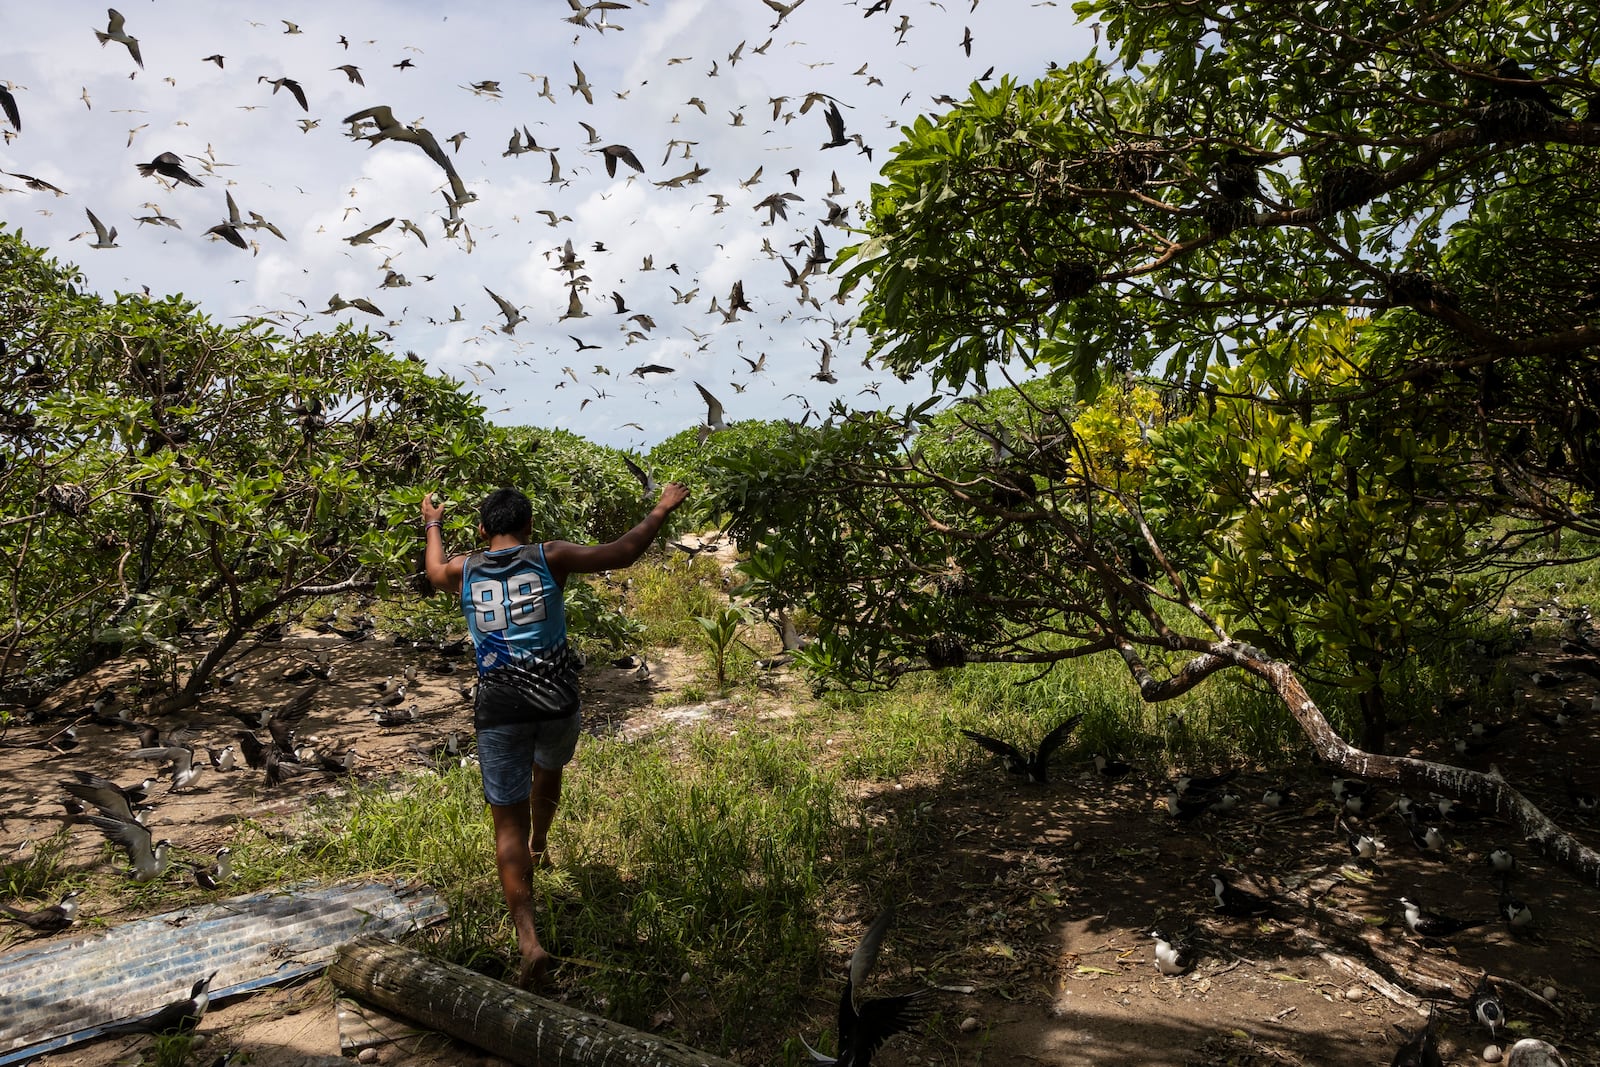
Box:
[530,850,554,870]
[517,945,554,990]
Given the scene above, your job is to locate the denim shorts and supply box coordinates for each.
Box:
[476,713,581,806]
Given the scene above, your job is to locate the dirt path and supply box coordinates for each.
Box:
[4,621,1599,1066]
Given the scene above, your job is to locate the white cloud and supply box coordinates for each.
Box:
[4,1,1091,448]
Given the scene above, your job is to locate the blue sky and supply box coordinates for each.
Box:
[2,1,1094,449]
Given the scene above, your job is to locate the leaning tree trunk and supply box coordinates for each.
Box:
[1118,640,1600,887]
[1251,655,1600,888]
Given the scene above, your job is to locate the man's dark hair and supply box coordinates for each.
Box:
[479,487,533,536]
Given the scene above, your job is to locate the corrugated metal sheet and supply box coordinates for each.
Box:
[0,879,445,1065]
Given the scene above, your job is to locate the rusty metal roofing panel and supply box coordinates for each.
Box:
[0,879,445,1065]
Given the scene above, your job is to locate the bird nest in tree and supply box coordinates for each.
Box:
[1314,164,1380,215]
[1385,271,1457,309]
[1050,258,1100,303]
[43,482,91,517]
[924,635,968,669]
[1099,140,1164,190]
[933,570,974,602]
[1476,98,1553,140]
[1202,198,1254,237]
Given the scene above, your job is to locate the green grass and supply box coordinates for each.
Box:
[822,650,1305,785]
[0,825,74,900]
[233,725,871,1048]
[624,552,729,645]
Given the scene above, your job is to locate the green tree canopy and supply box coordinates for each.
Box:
[841,0,1599,531]
[0,227,631,702]
[711,0,1600,882]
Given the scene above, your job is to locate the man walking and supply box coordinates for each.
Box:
[422,481,688,986]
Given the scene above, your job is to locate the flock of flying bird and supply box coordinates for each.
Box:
[0,0,1033,445]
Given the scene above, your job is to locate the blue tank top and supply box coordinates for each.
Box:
[459,543,580,710]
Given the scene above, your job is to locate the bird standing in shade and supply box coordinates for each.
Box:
[1092,753,1132,779]
[1469,976,1504,1040]
[1390,1003,1443,1067]
[1211,871,1272,917]
[1399,896,1487,938]
[1497,885,1534,932]
[960,713,1081,784]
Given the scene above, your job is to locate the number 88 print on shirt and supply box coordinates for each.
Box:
[459,544,577,702]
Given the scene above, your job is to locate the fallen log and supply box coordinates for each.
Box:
[329,936,742,1067]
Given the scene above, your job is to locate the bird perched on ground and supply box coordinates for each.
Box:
[1563,770,1597,813]
[1211,871,1273,917]
[800,907,929,1066]
[1487,847,1516,876]
[101,972,217,1036]
[1345,819,1382,864]
[1149,927,1195,975]
[1401,811,1448,854]
[1330,776,1372,804]
[1093,753,1132,779]
[61,771,153,823]
[1166,789,1216,822]
[264,748,318,787]
[191,847,233,890]
[1469,976,1505,1040]
[1167,767,1239,820]
[130,743,206,792]
[1399,896,1487,938]
[373,703,418,727]
[960,714,1082,784]
[1261,784,1293,809]
[1436,796,1486,824]
[1,889,84,934]
[1497,885,1534,932]
[1390,1004,1443,1067]
[87,814,171,882]
[1176,768,1239,796]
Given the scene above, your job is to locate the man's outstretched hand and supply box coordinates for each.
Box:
[657,482,690,513]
